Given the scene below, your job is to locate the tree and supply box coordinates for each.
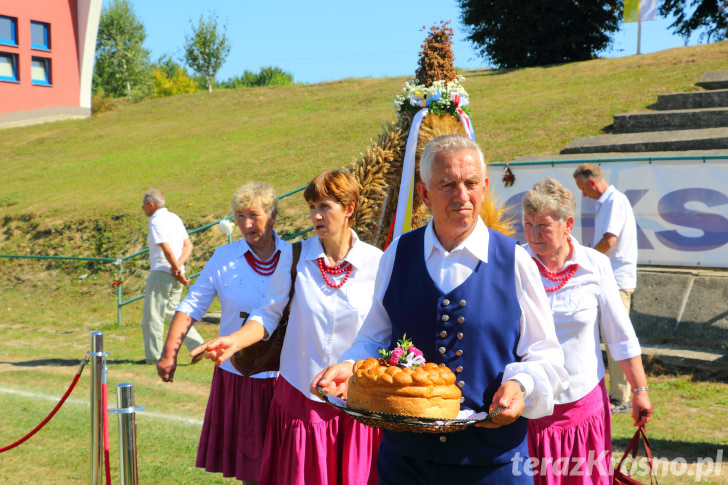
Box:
[660,0,728,42]
[457,0,622,68]
[93,0,151,101]
[183,14,231,93]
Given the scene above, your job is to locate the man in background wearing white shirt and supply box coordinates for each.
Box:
[140,189,204,364]
[573,164,638,414]
[313,135,568,484]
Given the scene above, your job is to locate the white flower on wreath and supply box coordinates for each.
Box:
[394,74,471,114]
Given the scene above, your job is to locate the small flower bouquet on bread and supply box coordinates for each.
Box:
[378,334,426,368]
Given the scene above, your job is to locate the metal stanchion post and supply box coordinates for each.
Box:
[89,332,105,485]
[111,383,145,485]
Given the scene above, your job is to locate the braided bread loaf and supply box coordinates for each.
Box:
[346,358,461,419]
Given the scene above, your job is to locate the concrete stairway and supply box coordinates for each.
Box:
[562,71,728,154]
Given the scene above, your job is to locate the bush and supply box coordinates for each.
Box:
[218,66,294,89]
[91,87,122,114]
[151,67,200,98]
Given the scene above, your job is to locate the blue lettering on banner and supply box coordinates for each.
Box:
[625,189,653,250]
[656,188,728,251]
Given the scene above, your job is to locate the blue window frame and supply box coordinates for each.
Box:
[0,52,18,82]
[31,21,50,50]
[31,56,51,85]
[0,15,18,46]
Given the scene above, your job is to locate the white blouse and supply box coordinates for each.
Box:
[524,234,641,404]
[248,229,383,400]
[340,218,569,419]
[177,231,290,378]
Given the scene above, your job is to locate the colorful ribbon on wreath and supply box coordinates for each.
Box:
[389,106,475,244]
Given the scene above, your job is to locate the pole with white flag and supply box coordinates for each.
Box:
[624,0,658,55]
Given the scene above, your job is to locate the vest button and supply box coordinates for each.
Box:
[457,380,465,388]
[442,299,450,306]
[458,316,465,324]
[455,366,463,373]
[457,332,463,340]
[438,347,446,354]
[459,299,467,307]
[441,314,449,322]
[439,435,447,443]
[440,330,447,338]
[455,349,463,357]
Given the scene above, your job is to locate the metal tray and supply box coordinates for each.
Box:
[316,387,505,434]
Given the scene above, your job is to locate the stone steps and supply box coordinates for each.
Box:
[561,127,728,154]
[696,70,728,90]
[653,89,728,110]
[561,71,728,154]
[613,107,728,133]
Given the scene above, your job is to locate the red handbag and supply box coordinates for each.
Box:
[613,426,658,484]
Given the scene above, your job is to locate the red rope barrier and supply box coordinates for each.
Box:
[0,360,87,453]
[102,382,112,485]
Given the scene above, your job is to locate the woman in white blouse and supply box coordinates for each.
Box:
[521,177,652,484]
[192,170,383,485]
[157,182,289,484]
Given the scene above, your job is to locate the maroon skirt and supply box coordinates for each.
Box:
[258,376,381,485]
[196,366,277,482]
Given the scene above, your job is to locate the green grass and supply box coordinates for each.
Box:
[2,41,728,483]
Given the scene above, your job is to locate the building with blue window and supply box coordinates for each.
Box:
[0,0,102,129]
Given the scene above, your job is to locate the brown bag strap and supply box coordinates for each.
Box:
[278,241,302,327]
[617,425,657,484]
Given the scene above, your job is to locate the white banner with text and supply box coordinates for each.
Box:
[489,158,728,268]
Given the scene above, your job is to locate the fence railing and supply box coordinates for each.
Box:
[1,185,311,325]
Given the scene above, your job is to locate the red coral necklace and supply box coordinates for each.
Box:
[245,249,280,276]
[532,258,578,293]
[317,257,353,288]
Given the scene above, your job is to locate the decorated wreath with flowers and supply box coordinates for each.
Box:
[377,333,426,368]
[393,75,471,118]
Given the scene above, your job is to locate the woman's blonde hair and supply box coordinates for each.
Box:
[231,182,278,217]
[521,177,576,222]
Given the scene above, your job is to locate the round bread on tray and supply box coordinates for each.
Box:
[346,357,462,419]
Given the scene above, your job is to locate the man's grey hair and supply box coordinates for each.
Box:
[143,189,165,207]
[521,177,576,222]
[573,163,605,183]
[420,134,486,187]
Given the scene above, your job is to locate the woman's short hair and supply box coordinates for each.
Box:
[521,177,576,222]
[304,170,359,226]
[231,182,278,217]
[420,134,485,187]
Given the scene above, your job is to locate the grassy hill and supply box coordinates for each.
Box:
[2,43,728,484]
[3,41,728,227]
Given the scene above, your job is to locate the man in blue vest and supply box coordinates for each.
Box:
[313,134,568,483]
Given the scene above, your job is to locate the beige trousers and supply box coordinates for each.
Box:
[603,288,635,404]
[141,270,204,363]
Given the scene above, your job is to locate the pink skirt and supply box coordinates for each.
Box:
[259,376,382,485]
[527,379,612,485]
[196,366,277,482]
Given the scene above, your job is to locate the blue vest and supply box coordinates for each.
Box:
[381,226,529,465]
